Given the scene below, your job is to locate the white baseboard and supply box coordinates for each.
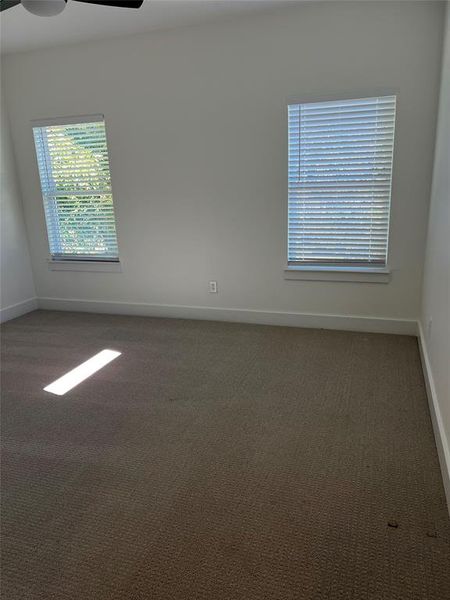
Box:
[0,297,38,324]
[37,296,417,335]
[417,322,450,514]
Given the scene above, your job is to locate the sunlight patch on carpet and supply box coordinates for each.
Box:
[44,349,121,396]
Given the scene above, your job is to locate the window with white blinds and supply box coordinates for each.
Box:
[32,115,119,261]
[288,95,396,267]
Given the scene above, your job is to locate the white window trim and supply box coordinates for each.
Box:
[47,259,122,273]
[31,114,104,127]
[284,265,391,283]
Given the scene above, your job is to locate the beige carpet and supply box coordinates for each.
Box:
[1,310,449,599]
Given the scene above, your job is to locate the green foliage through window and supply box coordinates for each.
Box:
[33,118,119,259]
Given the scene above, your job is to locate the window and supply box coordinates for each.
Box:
[287,95,396,269]
[32,115,119,261]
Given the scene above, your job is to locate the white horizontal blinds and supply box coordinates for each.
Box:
[288,95,396,266]
[33,117,119,260]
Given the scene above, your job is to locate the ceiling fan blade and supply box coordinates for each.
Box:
[0,0,21,12]
[73,0,144,8]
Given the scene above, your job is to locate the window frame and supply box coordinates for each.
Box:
[31,114,121,268]
[284,90,397,283]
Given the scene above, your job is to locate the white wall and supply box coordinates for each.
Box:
[420,3,450,503]
[2,1,444,324]
[0,88,36,321]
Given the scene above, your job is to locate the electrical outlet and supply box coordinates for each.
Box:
[209,281,218,293]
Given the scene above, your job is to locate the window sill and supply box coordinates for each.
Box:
[47,259,122,273]
[284,265,391,283]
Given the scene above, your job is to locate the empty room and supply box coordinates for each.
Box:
[1,0,449,598]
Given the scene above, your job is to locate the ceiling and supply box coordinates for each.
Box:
[0,0,298,54]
